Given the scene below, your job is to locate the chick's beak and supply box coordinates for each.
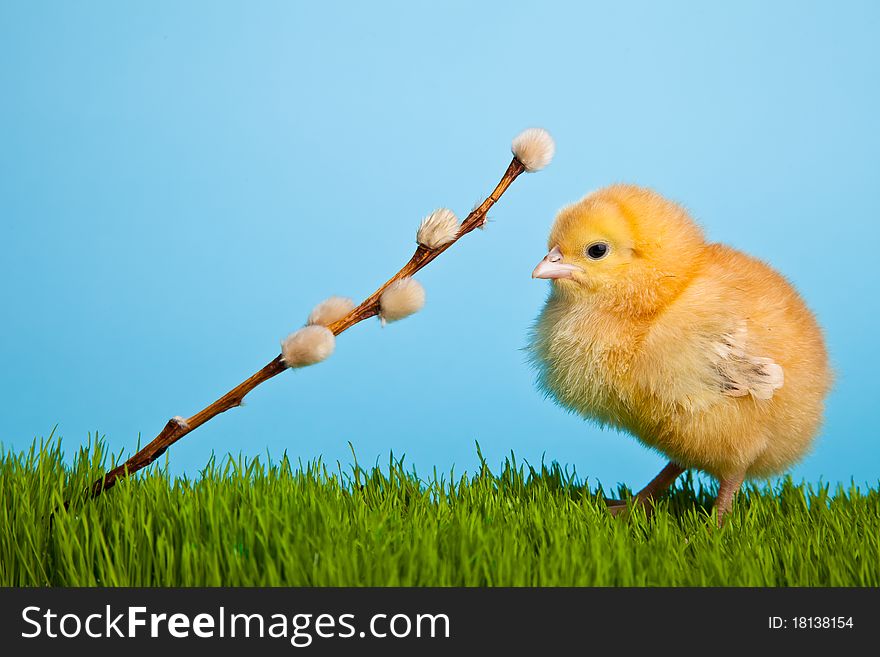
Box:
[532,246,581,280]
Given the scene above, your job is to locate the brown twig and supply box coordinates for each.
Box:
[70,156,526,507]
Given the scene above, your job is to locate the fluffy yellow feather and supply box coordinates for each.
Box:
[528,184,831,522]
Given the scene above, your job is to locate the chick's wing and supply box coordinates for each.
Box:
[639,312,784,415]
[710,320,784,400]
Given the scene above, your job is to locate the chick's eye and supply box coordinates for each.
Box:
[586,242,610,260]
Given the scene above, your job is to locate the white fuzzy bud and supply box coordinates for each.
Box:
[511,127,555,172]
[281,325,335,368]
[379,278,425,324]
[416,208,459,249]
[308,296,355,327]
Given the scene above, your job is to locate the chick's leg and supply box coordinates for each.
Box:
[635,462,686,505]
[606,461,685,516]
[714,471,746,527]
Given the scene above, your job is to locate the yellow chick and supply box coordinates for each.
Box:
[528,184,831,524]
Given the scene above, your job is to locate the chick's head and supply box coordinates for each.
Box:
[533,184,707,314]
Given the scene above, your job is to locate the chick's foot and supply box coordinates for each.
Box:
[603,462,685,518]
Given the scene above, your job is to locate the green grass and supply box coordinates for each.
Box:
[2,434,877,587]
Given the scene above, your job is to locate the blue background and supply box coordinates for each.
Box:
[2,1,877,488]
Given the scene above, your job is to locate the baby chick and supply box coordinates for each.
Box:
[528,185,831,524]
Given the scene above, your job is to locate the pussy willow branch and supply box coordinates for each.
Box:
[72,157,525,505]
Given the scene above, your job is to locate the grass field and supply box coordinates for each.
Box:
[2,434,877,587]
